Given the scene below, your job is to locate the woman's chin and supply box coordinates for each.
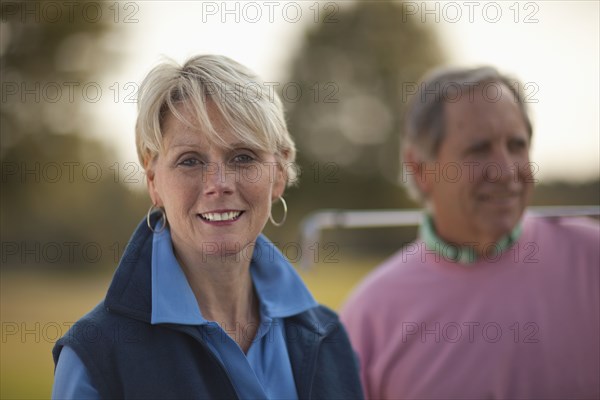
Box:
[194,236,257,263]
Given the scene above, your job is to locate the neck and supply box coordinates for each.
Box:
[436,230,503,255]
[426,214,514,257]
[173,240,260,352]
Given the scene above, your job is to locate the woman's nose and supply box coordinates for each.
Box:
[203,162,235,196]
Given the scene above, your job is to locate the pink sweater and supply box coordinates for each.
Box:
[341,215,599,399]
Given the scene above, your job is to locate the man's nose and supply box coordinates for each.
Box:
[484,148,515,183]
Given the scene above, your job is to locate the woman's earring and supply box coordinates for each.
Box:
[146,204,167,233]
[269,197,287,227]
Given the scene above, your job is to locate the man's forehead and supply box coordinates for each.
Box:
[440,87,528,147]
[445,85,523,123]
[446,81,515,108]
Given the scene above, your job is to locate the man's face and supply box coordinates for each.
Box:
[421,83,533,246]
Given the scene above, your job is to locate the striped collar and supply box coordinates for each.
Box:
[420,214,523,264]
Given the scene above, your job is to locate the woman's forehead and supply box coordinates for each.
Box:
[163,102,225,139]
[161,98,274,153]
[162,114,267,155]
[162,122,228,149]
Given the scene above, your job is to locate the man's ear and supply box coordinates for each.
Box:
[403,148,432,196]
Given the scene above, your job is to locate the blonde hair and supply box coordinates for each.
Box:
[135,54,297,185]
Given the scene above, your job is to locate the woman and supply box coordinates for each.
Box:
[52,55,363,399]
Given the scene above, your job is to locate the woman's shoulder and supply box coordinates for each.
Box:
[304,303,340,322]
[283,304,349,339]
[53,299,148,359]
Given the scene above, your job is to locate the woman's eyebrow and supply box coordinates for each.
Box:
[169,142,198,149]
[166,140,261,156]
[229,142,253,149]
[229,143,263,153]
[167,140,204,150]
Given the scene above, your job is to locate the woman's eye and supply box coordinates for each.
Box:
[178,158,201,167]
[233,154,255,163]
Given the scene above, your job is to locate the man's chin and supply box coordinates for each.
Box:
[481,217,520,242]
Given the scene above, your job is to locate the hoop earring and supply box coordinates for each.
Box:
[146,204,167,233]
[269,197,288,227]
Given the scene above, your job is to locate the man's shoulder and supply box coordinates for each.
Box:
[362,239,430,280]
[524,214,599,245]
[341,241,428,315]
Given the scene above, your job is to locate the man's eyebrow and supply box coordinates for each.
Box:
[509,132,529,139]
[466,138,490,147]
[509,136,527,141]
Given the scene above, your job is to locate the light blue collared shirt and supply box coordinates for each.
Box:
[53,227,318,399]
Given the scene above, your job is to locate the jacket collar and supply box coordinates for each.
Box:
[104,214,156,323]
[105,212,318,326]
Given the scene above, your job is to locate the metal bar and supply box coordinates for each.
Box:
[299,206,600,269]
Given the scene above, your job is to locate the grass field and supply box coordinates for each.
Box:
[0,258,377,399]
[1,270,113,400]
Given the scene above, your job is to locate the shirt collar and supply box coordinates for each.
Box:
[420,214,523,264]
[150,226,317,325]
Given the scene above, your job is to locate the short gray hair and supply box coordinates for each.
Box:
[401,66,533,203]
[135,54,297,185]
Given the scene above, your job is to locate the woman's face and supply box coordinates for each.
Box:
[146,104,286,262]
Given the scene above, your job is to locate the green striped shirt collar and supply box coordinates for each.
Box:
[420,214,523,264]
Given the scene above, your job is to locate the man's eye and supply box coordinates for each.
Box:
[509,139,527,152]
[468,143,489,154]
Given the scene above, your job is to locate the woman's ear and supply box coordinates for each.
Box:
[145,157,162,206]
[271,162,286,202]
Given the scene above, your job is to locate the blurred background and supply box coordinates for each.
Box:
[1,0,598,398]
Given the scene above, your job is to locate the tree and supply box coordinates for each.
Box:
[269,1,446,251]
[1,1,147,269]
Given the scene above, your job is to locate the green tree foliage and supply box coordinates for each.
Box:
[271,1,445,249]
[532,180,600,207]
[1,0,119,144]
[1,1,147,270]
[285,1,445,181]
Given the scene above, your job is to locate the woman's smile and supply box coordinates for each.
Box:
[198,210,244,224]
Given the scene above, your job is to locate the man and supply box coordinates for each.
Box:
[341,67,599,399]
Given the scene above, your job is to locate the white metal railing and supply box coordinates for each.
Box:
[299,206,600,269]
